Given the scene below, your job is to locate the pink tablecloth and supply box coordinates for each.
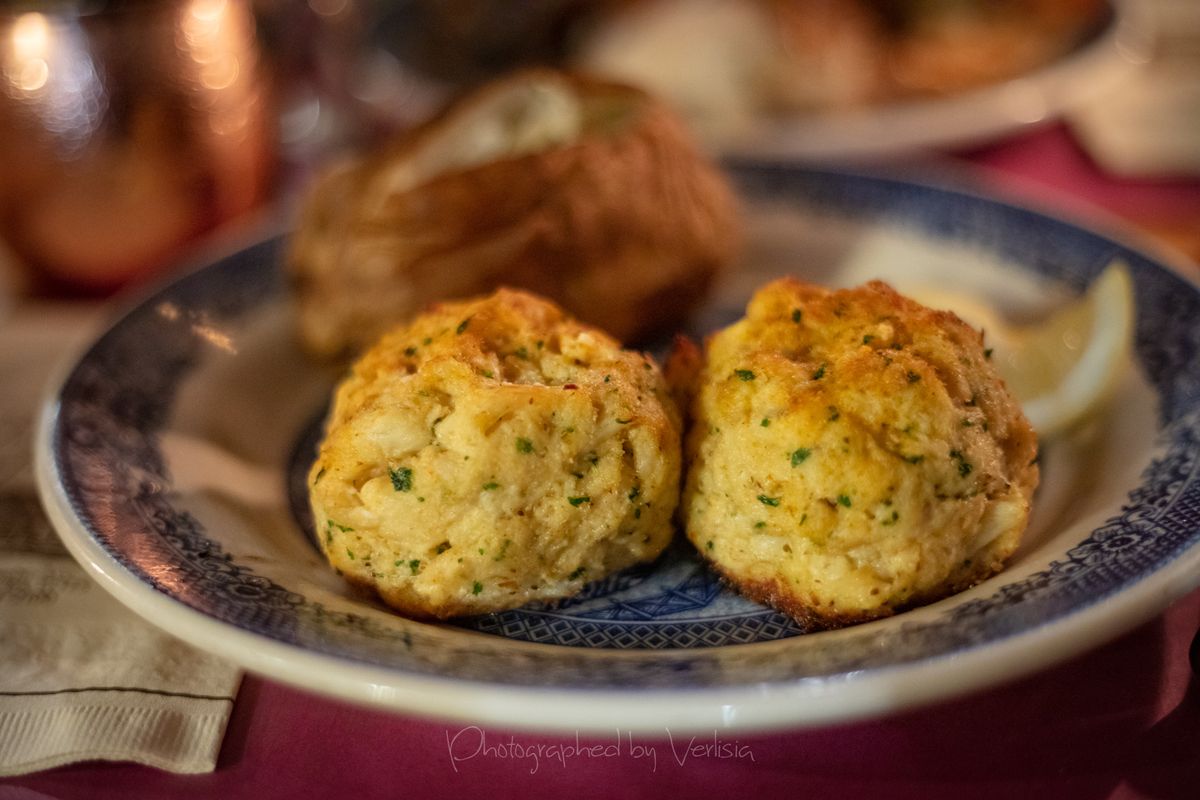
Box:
[4,124,1200,800]
[4,586,1198,800]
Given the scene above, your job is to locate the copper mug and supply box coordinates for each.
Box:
[0,0,274,295]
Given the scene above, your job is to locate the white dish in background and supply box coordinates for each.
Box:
[734,0,1150,160]
[35,164,1200,734]
[564,0,1148,159]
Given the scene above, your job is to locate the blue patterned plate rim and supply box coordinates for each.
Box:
[34,163,1200,732]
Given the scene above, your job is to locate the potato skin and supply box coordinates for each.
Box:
[309,288,682,619]
[679,278,1039,628]
[288,68,740,359]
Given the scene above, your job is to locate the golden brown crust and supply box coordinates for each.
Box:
[663,334,703,425]
[712,571,893,631]
[682,277,1039,628]
[310,287,683,619]
[709,549,1012,631]
[288,68,741,359]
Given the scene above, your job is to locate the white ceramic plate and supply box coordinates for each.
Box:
[36,164,1200,734]
[726,0,1149,159]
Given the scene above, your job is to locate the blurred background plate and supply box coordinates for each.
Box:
[350,0,1149,160]
[733,0,1147,159]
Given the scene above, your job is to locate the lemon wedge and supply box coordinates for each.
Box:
[911,260,1136,438]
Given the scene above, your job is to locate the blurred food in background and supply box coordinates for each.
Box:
[288,68,740,359]
[0,0,275,296]
[572,0,1112,146]
[320,0,1126,158]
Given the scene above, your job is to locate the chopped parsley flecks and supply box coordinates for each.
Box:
[422,336,433,345]
[327,519,354,533]
[628,485,641,502]
[604,375,611,383]
[514,346,529,360]
[404,346,417,357]
[482,482,500,491]
[707,540,715,549]
[568,566,587,581]
[734,369,755,382]
[761,418,770,427]
[633,508,642,519]
[962,419,974,427]
[456,317,472,334]
[753,521,766,529]
[516,437,534,454]
[408,559,421,575]
[791,448,811,466]
[480,369,494,378]
[346,548,355,560]
[472,581,483,595]
[811,364,826,380]
[950,450,974,477]
[881,510,900,526]
[494,540,511,562]
[568,495,591,507]
[758,494,781,507]
[837,494,852,508]
[862,335,874,345]
[389,466,413,492]
[907,371,921,383]
[792,309,802,323]
[827,406,840,422]
[434,542,451,555]
[904,454,925,464]
[536,340,544,350]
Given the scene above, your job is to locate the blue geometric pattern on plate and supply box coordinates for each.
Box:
[51,164,1200,688]
[287,411,806,647]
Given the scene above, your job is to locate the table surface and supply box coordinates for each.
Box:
[4,123,1200,800]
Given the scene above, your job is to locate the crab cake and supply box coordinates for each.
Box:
[309,288,682,619]
[680,278,1038,628]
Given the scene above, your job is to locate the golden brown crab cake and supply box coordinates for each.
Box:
[680,278,1038,628]
[309,288,682,619]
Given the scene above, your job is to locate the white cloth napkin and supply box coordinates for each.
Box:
[0,305,242,776]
